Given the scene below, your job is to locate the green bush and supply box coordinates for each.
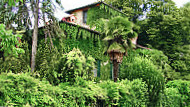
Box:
[171,45,190,80]
[100,60,111,80]
[135,49,177,80]
[59,77,107,106]
[35,40,61,85]
[0,73,72,106]
[0,41,30,73]
[0,24,25,57]
[57,48,96,83]
[98,79,148,106]
[36,43,96,85]
[166,80,190,106]
[120,50,165,106]
[158,87,181,107]
[59,77,148,107]
[157,80,190,107]
[0,73,148,107]
[36,37,102,85]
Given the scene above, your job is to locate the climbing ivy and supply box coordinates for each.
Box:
[57,48,96,83]
[60,22,99,40]
[58,38,107,61]
[87,3,126,32]
[59,22,107,60]
[57,3,128,60]
[99,3,125,17]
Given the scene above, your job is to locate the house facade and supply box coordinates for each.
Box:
[62,1,138,45]
[59,2,150,78]
[64,2,101,28]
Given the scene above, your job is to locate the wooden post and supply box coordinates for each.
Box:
[110,62,113,80]
[113,59,119,82]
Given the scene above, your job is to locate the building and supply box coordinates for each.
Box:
[63,1,138,45]
[62,14,77,23]
[64,2,101,28]
[60,1,150,77]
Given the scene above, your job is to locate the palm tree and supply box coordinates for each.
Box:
[103,16,137,82]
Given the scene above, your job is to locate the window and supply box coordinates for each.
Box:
[83,10,88,24]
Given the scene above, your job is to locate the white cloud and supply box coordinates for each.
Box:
[61,0,98,11]
[172,0,189,7]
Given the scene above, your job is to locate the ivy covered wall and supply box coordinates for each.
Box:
[57,22,106,60]
[87,3,127,32]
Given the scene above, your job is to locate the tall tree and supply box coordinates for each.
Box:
[137,0,190,79]
[0,0,63,72]
[180,2,190,45]
[30,0,39,72]
[104,0,148,23]
[103,16,137,82]
[172,45,190,80]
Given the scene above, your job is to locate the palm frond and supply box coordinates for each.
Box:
[128,31,138,39]
[103,16,138,55]
[107,42,125,53]
[103,35,114,41]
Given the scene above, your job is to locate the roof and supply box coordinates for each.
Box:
[65,2,101,14]
[63,14,77,19]
[65,1,127,16]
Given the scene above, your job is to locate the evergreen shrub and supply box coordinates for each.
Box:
[0,41,30,73]
[166,80,190,106]
[0,73,148,107]
[0,73,71,106]
[120,49,165,106]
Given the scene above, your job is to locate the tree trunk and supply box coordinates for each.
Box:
[42,11,47,42]
[113,60,119,82]
[31,0,39,72]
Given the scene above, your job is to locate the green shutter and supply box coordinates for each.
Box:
[97,60,101,77]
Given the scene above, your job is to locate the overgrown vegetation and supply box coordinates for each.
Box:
[0,73,149,106]
[120,50,165,106]
[0,0,190,106]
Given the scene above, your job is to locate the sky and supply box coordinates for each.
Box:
[173,0,189,7]
[54,0,190,20]
[54,0,98,20]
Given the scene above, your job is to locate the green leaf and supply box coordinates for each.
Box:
[108,42,125,53]
[103,35,114,41]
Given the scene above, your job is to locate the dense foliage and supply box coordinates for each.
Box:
[120,49,165,106]
[0,73,70,106]
[104,0,147,23]
[58,22,105,60]
[0,0,190,106]
[166,80,190,106]
[0,24,24,57]
[0,73,148,106]
[35,44,96,85]
[57,48,95,83]
[87,3,126,32]
[104,0,190,81]
[1,72,189,106]
[137,1,190,80]
[0,41,30,73]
